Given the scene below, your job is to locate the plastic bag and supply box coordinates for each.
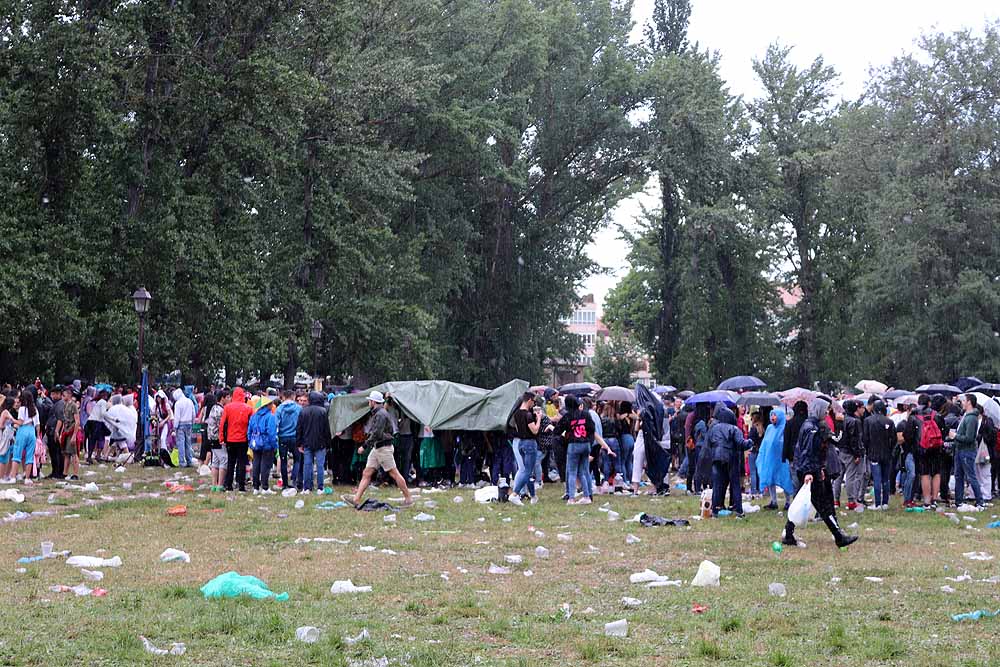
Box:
[690,560,720,587]
[330,580,371,594]
[200,571,289,601]
[67,555,122,568]
[159,548,191,563]
[787,484,815,527]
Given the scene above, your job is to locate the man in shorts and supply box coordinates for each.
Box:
[343,391,413,507]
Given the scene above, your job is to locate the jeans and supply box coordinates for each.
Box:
[602,437,621,482]
[175,423,194,467]
[901,453,916,502]
[395,434,414,483]
[302,448,326,491]
[251,449,275,490]
[620,433,635,482]
[224,442,248,491]
[565,442,593,499]
[513,439,538,497]
[871,459,890,507]
[954,447,983,506]
[278,439,302,489]
[748,451,759,495]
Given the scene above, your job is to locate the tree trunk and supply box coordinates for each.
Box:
[655,172,681,380]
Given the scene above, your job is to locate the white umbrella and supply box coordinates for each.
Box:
[855,380,888,394]
[968,392,1000,425]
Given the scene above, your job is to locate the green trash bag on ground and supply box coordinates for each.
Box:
[200,571,289,601]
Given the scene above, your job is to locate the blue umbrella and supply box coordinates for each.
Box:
[717,375,766,392]
[954,377,984,392]
[685,390,738,407]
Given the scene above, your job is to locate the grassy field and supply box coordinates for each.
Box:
[2,467,1000,667]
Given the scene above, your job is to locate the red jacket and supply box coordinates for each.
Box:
[220,387,253,443]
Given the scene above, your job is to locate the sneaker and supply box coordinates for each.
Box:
[566,498,577,505]
[301,490,311,495]
[252,489,259,495]
[262,489,275,495]
[509,494,524,506]
[70,475,79,481]
[764,503,778,510]
[576,497,592,505]
[0,477,13,485]
[530,496,538,505]
[23,479,33,486]
[561,493,570,501]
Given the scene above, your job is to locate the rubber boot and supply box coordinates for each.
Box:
[822,512,858,548]
[781,520,798,546]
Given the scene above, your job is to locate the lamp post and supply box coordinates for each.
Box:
[132,287,152,377]
[310,320,323,391]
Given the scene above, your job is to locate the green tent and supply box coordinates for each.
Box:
[328,379,529,436]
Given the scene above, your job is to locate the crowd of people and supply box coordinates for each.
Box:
[2,378,998,549]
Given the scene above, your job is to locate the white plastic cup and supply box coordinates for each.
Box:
[41,541,54,557]
[295,626,320,643]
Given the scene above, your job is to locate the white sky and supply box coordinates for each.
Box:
[583,0,1000,313]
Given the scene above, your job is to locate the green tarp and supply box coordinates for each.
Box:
[328,379,529,435]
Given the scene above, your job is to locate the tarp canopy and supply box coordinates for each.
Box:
[328,379,529,435]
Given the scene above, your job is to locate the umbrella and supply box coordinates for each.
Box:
[854,380,888,394]
[677,390,694,399]
[778,387,817,407]
[717,375,766,392]
[892,394,919,407]
[736,391,781,407]
[969,383,1000,396]
[528,385,551,395]
[915,384,962,397]
[635,383,669,494]
[883,389,911,400]
[595,386,636,402]
[557,382,600,397]
[651,385,677,395]
[685,390,738,407]
[954,376,984,392]
[968,392,1000,425]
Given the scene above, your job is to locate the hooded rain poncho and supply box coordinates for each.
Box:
[756,408,794,493]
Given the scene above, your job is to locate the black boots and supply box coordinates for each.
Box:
[822,512,859,548]
[781,520,798,545]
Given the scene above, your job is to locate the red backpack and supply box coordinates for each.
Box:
[919,414,943,450]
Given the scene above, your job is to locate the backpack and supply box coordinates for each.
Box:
[918,414,943,450]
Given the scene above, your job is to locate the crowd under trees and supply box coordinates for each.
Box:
[1,0,998,391]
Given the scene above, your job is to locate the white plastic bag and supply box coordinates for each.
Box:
[159,548,191,563]
[787,484,816,528]
[690,560,720,587]
[330,580,372,594]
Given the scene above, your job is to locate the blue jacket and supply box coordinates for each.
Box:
[275,401,301,442]
[247,405,278,451]
[709,405,753,464]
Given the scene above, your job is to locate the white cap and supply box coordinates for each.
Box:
[367,390,385,404]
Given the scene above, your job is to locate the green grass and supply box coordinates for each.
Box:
[1,468,997,666]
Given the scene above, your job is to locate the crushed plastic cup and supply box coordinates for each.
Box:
[413,512,435,522]
[690,560,721,587]
[281,488,297,497]
[295,626,321,643]
[487,563,511,575]
[604,619,628,637]
[294,499,305,509]
[768,583,787,597]
[343,628,369,645]
[625,534,641,545]
[141,636,187,655]
[41,541,54,558]
[504,554,523,564]
[535,546,550,559]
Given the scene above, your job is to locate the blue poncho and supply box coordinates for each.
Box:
[756,408,794,493]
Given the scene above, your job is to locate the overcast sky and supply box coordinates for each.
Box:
[582,0,1000,312]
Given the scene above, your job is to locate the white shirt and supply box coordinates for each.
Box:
[172,395,196,426]
[17,407,40,428]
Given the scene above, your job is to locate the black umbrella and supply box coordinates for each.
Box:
[717,375,766,392]
[954,377,985,392]
[558,382,600,397]
[970,383,1000,397]
[651,385,677,395]
[915,384,962,397]
[677,390,694,399]
[635,382,669,495]
[595,386,636,402]
[883,389,911,400]
[736,391,781,407]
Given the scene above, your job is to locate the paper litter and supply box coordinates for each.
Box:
[330,580,372,594]
[557,533,572,542]
[625,534,641,545]
[864,577,884,583]
[963,551,994,561]
[504,554,523,564]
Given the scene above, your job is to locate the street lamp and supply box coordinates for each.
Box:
[310,320,323,390]
[132,287,152,460]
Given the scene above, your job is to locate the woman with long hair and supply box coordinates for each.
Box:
[11,389,40,484]
[0,393,21,483]
[155,390,175,467]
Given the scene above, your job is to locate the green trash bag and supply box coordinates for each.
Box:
[200,571,289,601]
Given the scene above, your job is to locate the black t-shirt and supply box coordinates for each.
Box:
[557,409,595,443]
[513,409,537,439]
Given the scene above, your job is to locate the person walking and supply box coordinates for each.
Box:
[782,398,859,549]
[220,386,252,492]
[864,400,896,510]
[297,391,331,494]
[275,390,302,490]
[953,394,985,508]
[248,396,278,494]
[344,391,413,507]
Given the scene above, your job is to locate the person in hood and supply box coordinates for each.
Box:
[275,390,303,491]
[248,396,278,494]
[296,391,331,494]
[757,407,794,510]
[105,394,138,456]
[344,391,414,507]
[782,398,859,549]
[864,400,896,510]
[782,400,809,467]
[220,386,253,492]
[707,403,754,516]
[171,387,196,467]
[834,399,866,511]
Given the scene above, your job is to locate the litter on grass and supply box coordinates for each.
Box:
[621,597,643,607]
[535,546,550,558]
[963,551,994,561]
[604,619,628,637]
[941,585,956,593]
[140,636,186,655]
[691,560,721,587]
[504,554,523,564]
[629,569,670,584]
[201,572,289,601]
[159,548,190,563]
[557,533,572,542]
[952,609,1000,622]
[413,512,435,522]
[0,489,25,503]
[625,534,641,544]
[768,583,787,597]
[330,580,372,594]
[488,563,511,575]
[295,627,321,643]
[49,584,107,597]
[638,513,690,527]
[343,629,370,645]
[80,569,104,581]
[66,555,122,568]
[865,577,884,583]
